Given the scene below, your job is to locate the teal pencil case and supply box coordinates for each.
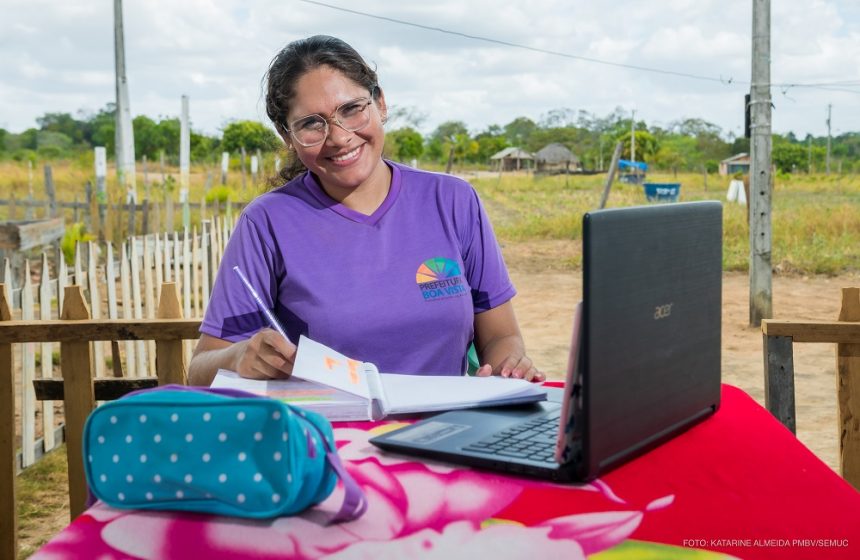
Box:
[82,385,366,521]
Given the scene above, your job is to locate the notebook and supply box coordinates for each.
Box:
[369,201,723,481]
[211,335,547,422]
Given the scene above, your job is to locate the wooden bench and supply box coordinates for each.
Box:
[0,282,202,560]
[762,287,860,491]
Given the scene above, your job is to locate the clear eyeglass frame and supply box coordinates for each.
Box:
[286,97,374,147]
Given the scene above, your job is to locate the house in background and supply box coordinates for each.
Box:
[719,153,751,176]
[489,147,534,171]
[534,143,581,174]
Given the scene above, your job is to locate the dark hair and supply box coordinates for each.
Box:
[264,35,380,184]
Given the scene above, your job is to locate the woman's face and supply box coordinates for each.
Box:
[284,65,387,197]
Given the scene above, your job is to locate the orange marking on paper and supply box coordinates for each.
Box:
[346,359,361,385]
[324,357,341,370]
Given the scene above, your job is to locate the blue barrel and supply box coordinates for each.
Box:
[643,182,681,203]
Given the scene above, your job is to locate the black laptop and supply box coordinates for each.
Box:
[369,201,723,482]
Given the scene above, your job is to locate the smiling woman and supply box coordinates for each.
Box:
[188,35,543,389]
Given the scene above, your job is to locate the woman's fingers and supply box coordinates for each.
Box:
[237,329,296,379]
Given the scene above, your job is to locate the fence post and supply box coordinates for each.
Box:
[39,252,55,451]
[142,200,149,234]
[221,151,229,185]
[240,146,247,191]
[21,262,36,467]
[59,285,95,520]
[44,164,57,218]
[85,181,93,232]
[129,201,137,237]
[0,285,16,560]
[156,282,186,385]
[838,287,860,489]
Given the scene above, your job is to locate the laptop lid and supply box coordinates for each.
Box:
[579,200,722,478]
[370,201,722,481]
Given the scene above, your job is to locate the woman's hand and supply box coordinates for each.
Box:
[473,301,545,383]
[188,331,296,386]
[475,356,545,382]
[232,329,297,380]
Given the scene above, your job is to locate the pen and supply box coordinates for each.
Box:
[232,265,292,344]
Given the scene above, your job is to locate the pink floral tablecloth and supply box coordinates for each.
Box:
[34,385,860,559]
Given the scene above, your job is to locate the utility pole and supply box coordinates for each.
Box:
[114,0,137,203]
[749,0,773,327]
[630,109,636,164]
[826,104,832,175]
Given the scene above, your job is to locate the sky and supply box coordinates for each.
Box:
[2,0,860,140]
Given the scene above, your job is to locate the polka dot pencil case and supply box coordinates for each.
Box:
[82,384,366,521]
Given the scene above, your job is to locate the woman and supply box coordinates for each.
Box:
[188,35,542,385]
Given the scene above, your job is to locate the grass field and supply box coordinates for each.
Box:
[2,160,858,274]
[470,170,860,275]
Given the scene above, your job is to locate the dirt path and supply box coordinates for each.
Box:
[506,241,859,473]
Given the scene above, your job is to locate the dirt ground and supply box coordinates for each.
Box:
[505,240,860,473]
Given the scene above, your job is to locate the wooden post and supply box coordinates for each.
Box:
[85,181,93,231]
[221,152,229,186]
[837,287,860,489]
[240,146,247,191]
[0,286,16,560]
[39,253,55,451]
[21,262,36,466]
[142,199,149,234]
[599,142,624,209]
[87,241,105,378]
[44,164,57,218]
[94,147,107,243]
[156,282,186,385]
[60,285,95,519]
[129,200,137,236]
[26,159,34,220]
[9,192,18,221]
[105,243,123,378]
[763,334,796,434]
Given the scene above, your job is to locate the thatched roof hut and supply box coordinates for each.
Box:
[489,147,534,171]
[534,143,581,173]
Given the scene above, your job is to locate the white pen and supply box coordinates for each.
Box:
[232,265,292,344]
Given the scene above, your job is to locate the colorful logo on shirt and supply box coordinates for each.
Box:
[416,257,468,301]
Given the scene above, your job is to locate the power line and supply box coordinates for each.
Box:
[299,0,860,96]
[299,0,737,85]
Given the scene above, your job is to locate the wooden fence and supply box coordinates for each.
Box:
[0,191,244,244]
[0,215,235,474]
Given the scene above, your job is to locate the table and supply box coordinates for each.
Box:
[33,385,860,559]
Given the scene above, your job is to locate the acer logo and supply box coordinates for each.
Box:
[654,303,673,320]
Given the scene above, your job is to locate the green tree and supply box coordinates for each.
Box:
[503,116,537,146]
[772,135,807,173]
[384,127,424,162]
[36,112,87,145]
[133,115,161,160]
[615,129,659,162]
[430,121,469,144]
[88,105,116,154]
[221,121,280,153]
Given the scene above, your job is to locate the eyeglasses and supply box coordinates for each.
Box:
[286,97,374,147]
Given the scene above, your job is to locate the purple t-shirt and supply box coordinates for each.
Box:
[201,161,515,375]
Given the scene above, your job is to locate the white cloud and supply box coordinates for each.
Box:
[0,0,858,138]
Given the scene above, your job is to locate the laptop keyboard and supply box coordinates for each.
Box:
[461,412,560,463]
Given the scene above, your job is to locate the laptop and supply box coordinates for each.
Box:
[370,201,723,481]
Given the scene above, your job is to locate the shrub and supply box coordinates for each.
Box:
[60,223,95,265]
